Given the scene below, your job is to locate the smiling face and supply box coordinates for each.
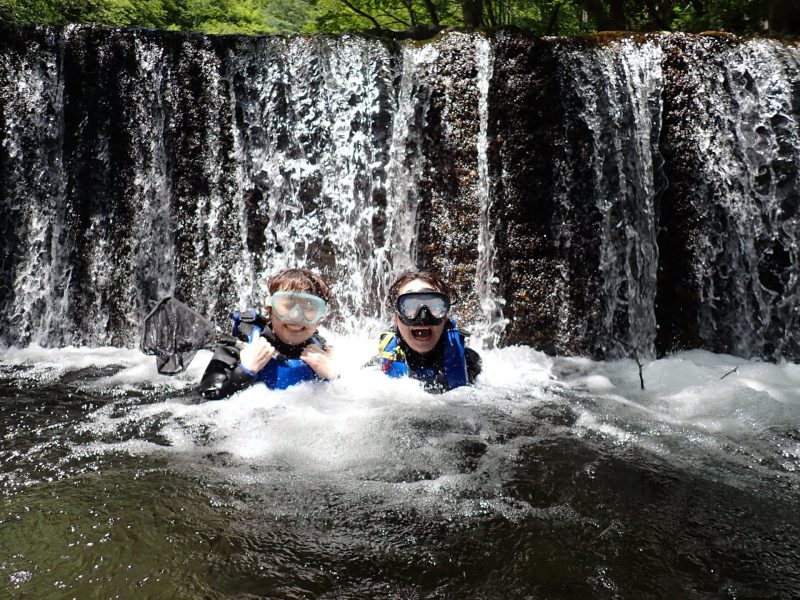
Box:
[392,278,447,355]
[269,310,317,346]
[265,269,331,348]
[268,292,326,347]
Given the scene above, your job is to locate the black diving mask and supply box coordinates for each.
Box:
[395,292,451,326]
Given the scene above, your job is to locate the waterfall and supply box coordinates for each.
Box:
[657,35,800,360]
[379,43,439,320]
[693,40,784,355]
[488,33,666,359]
[0,28,68,346]
[225,35,401,327]
[2,26,800,362]
[0,28,434,345]
[473,35,508,349]
[562,38,663,358]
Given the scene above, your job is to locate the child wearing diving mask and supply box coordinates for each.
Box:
[198,268,336,400]
[377,270,481,391]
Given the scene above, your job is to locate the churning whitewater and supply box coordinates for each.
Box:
[2,339,800,597]
[3,341,799,498]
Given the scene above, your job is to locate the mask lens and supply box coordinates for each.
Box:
[395,292,450,325]
[272,295,296,319]
[269,291,327,324]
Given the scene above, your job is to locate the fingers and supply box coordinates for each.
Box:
[300,345,337,380]
[301,344,323,356]
[239,331,276,372]
[301,344,333,357]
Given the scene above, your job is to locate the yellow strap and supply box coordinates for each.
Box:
[378,331,405,361]
[377,331,393,352]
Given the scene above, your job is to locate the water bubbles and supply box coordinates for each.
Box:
[9,570,33,586]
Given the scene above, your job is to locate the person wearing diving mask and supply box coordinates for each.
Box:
[198,268,337,399]
[377,271,482,391]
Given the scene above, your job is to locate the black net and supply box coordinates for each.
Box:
[140,297,216,375]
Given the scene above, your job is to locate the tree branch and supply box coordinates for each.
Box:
[420,0,440,26]
[545,2,561,34]
[339,0,383,30]
[461,0,483,28]
[612,336,645,390]
[397,0,418,27]
[377,7,410,27]
[484,0,497,27]
[720,366,739,380]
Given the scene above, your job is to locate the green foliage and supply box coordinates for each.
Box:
[578,0,770,34]
[0,0,787,35]
[507,0,585,35]
[265,0,313,32]
[94,0,167,26]
[687,0,765,33]
[0,0,275,33]
[307,0,459,33]
[305,0,371,33]
[159,0,271,32]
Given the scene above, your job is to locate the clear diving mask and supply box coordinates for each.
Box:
[268,291,328,325]
[395,292,451,326]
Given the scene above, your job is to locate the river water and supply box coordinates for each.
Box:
[2,336,799,599]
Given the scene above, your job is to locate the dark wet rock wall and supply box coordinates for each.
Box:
[489,34,605,355]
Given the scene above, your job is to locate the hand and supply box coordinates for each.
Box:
[239,331,276,373]
[300,344,337,380]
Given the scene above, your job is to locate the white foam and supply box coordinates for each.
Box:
[1,343,204,389]
[4,343,800,499]
[560,349,800,431]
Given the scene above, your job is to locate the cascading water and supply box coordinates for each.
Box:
[378,43,439,315]
[2,26,800,600]
[0,29,486,344]
[0,28,69,346]
[573,39,662,359]
[658,36,800,360]
[545,38,663,358]
[225,35,401,325]
[473,35,508,348]
[129,36,177,313]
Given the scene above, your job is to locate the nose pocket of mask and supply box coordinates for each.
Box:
[284,304,305,324]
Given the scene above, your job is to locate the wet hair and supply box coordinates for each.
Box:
[387,270,451,308]
[268,268,331,302]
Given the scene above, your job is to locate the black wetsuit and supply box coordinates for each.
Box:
[197,313,326,401]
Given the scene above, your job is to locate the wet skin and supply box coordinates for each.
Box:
[271,318,315,347]
[392,279,447,355]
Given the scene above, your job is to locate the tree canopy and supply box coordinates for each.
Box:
[0,0,796,36]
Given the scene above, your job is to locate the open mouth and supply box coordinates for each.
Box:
[410,327,433,341]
